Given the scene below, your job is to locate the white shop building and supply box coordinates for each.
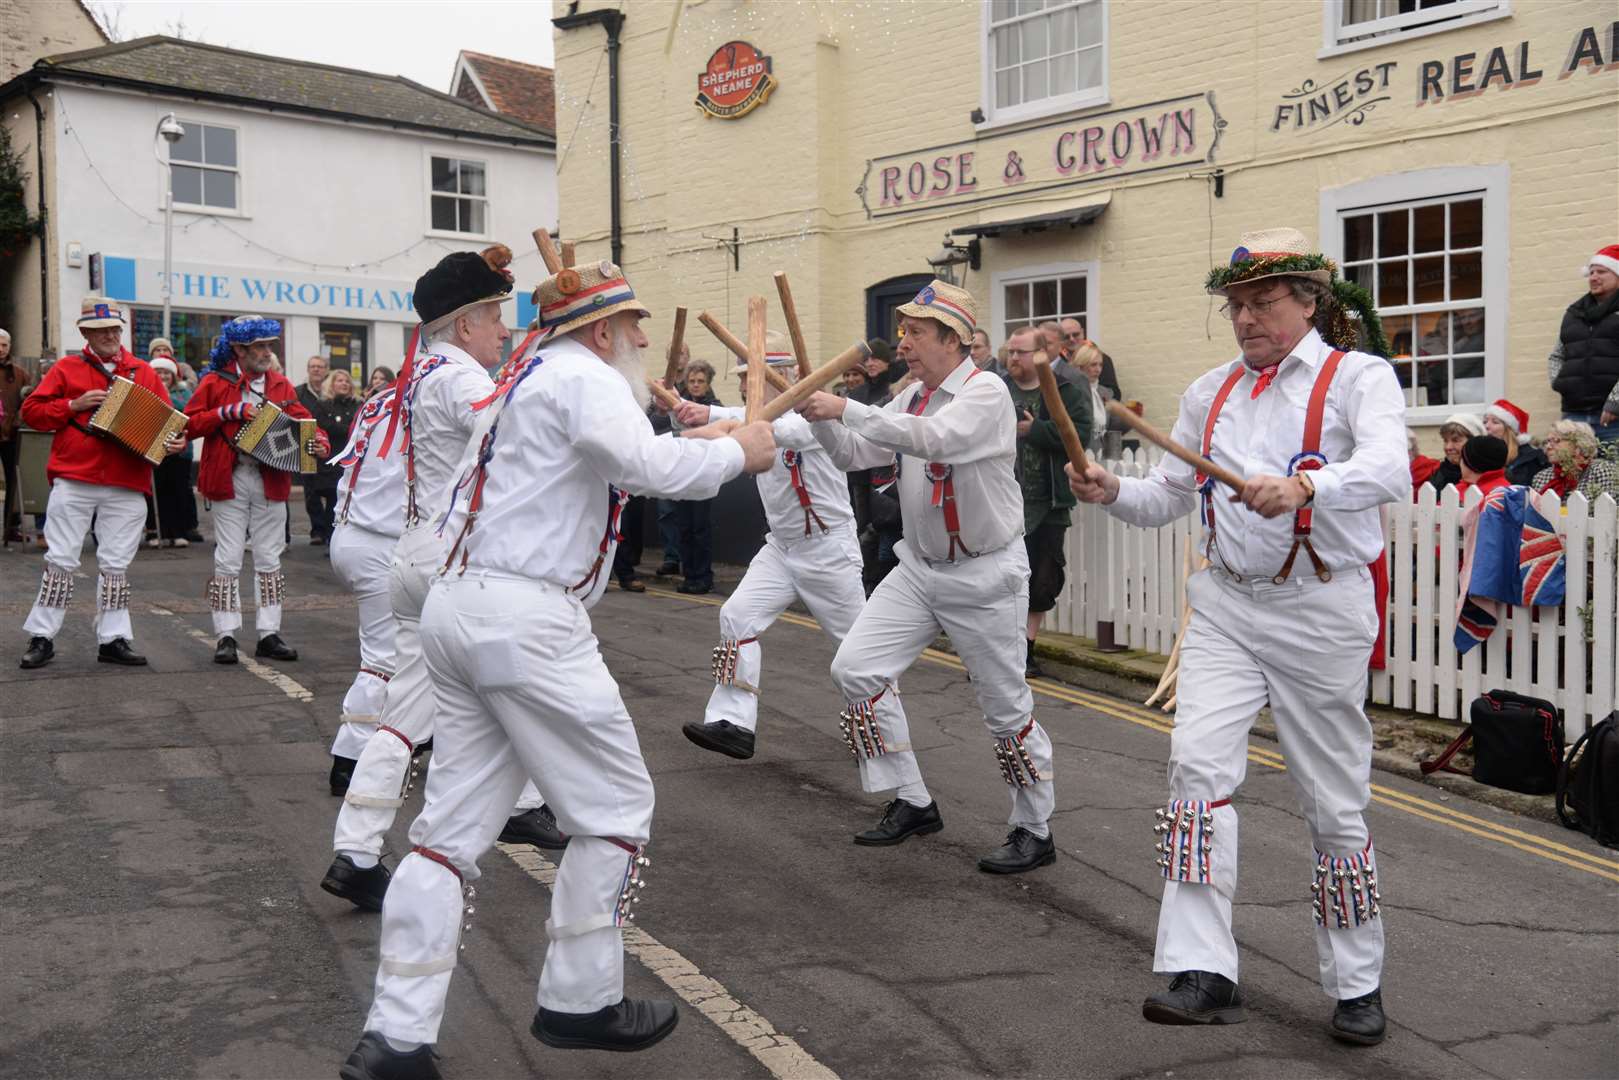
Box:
[0,35,556,384]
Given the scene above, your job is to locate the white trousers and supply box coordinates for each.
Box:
[829,538,1054,830]
[23,479,146,644]
[704,525,866,732]
[329,523,399,760]
[364,572,655,1043]
[209,462,289,637]
[1154,566,1385,1000]
[334,526,540,859]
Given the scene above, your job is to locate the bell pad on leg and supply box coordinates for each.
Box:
[343,725,416,809]
[97,572,130,611]
[838,691,890,760]
[994,720,1043,787]
[207,575,240,612]
[378,846,473,978]
[709,637,757,693]
[257,569,286,607]
[544,839,650,940]
[37,568,73,609]
[1312,843,1381,928]
[1154,798,1229,885]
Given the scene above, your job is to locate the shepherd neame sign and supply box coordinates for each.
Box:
[858,92,1226,219]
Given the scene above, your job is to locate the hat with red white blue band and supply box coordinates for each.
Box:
[77,294,126,329]
[896,279,977,345]
[732,329,795,374]
[532,257,650,339]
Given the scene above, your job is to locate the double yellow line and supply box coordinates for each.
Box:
[645,587,1619,884]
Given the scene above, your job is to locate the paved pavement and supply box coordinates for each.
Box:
[2,511,1616,1080]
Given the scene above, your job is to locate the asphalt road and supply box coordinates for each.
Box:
[2,509,1616,1080]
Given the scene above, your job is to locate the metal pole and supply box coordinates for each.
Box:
[162,182,174,339]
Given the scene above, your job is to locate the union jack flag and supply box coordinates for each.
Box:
[1454,486,1567,654]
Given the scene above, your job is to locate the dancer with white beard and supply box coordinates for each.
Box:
[341,258,779,1077]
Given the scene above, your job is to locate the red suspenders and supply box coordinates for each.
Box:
[905,370,983,561]
[781,450,828,536]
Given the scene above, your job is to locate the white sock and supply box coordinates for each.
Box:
[342,851,378,869]
[383,1035,422,1053]
[896,781,931,807]
[1022,821,1051,840]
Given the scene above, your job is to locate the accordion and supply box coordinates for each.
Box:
[87,377,187,465]
[233,401,318,474]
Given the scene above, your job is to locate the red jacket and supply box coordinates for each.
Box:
[185,362,312,502]
[1457,469,1510,500]
[21,348,171,495]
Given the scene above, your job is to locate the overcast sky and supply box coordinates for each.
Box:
[87,1,556,90]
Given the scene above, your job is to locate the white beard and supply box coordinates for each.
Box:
[607,332,652,413]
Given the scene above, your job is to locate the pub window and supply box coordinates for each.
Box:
[170,121,239,211]
[1000,270,1090,346]
[983,0,1107,127]
[1340,194,1487,410]
[1326,0,1508,53]
[429,155,488,236]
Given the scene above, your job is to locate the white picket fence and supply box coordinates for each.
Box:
[1048,450,1619,738]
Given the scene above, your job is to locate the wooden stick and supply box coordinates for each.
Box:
[561,241,576,269]
[533,229,562,273]
[1105,400,1245,492]
[663,306,688,386]
[773,271,814,380]
[698,310,792,392]
[649,379,682,411]
[758,341,872,424]
[1032,355,1089,474]
[744,296,767,424]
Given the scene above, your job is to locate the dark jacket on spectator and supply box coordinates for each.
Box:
[1553,289,1619,413]
[313,394,360,487]
[1004,373,1093,513]
[1505,443,1550,487]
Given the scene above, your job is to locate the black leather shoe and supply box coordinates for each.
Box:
[531,997,679,1052]
[1143,970,1246,1025]
[321,854,392,913]
[255,633,298,661]
[676,580,712,595]
[1024,639,1044,679]
[655,561,680,577]
[618,576,647,592]
[330,755,357,797]
[339,1031,441,1080]
[977,826,1056,874]
[184,530,206,543]
[854,798,943,846]
[682,719,755,759]
[97,638,148,666]
[19,636,54,669]
[214,636,238,665]
[499,805,568,850]
[1330,987,1387,1045]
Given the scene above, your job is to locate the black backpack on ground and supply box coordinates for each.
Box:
[1422,690,1564,796]
[1556,713,1619,850]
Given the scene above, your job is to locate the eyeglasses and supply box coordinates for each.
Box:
[1063,332,1086,341]
[1218,293,1290,321]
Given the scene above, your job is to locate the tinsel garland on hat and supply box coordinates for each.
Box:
[1205,253,1389,359]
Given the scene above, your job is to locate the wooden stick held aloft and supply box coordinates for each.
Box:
[663,306,688,386]
[561,241,576,269]
[533,229,562,273]
[697,310,792,392]
[649,379,682,412]
[773,271,814,380]
[1032,355,1089,474]
[744,296,768,424]
[760,341,873,424]
[1105,400,1246,492]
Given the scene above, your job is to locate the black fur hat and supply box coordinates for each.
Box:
[414,244,515,325]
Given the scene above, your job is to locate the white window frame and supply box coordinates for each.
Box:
[166,119,245,218]
[1320,164,1509,425]
[978,0,1109,134]
[989,259,1101,351]
[423,150,492,241]
[1320,0,1511,59]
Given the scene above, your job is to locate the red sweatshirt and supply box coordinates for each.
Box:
[185,362,313,503]
[21,348,172,495]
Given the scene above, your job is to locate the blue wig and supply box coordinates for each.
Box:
[205,315,282,374]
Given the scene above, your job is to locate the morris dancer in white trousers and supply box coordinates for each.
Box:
[1067,228,1407,1045]
[323,248,557,915]
[326,386,407,796]
[798,279,1056,875]
[674,331,866,760]
[339,257,776,1079]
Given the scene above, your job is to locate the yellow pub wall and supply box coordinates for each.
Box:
[552,0,1618,436]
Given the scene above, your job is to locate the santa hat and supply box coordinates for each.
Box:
[1483,398,1529,443]
[1584,244,1619,277]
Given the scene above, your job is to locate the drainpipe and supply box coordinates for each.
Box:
[552,6,625,267]
[25,87,50,358]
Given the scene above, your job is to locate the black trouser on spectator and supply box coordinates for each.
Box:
[0,435,20,533]
[612,495,646,583]
[153,453,197,540]
[1024,519,1069,614]
[675,498,713,589]
[305,482,338,543]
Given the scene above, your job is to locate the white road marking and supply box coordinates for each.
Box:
[496,842,840,1080]
[172,619,315,702]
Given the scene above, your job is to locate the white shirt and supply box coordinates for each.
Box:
[334,388,407,538]
[400,342,495,529]
[439,336,745,602]
[1108,329,1410,576]
[813,357,1022,561]
[711,405,853,541]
